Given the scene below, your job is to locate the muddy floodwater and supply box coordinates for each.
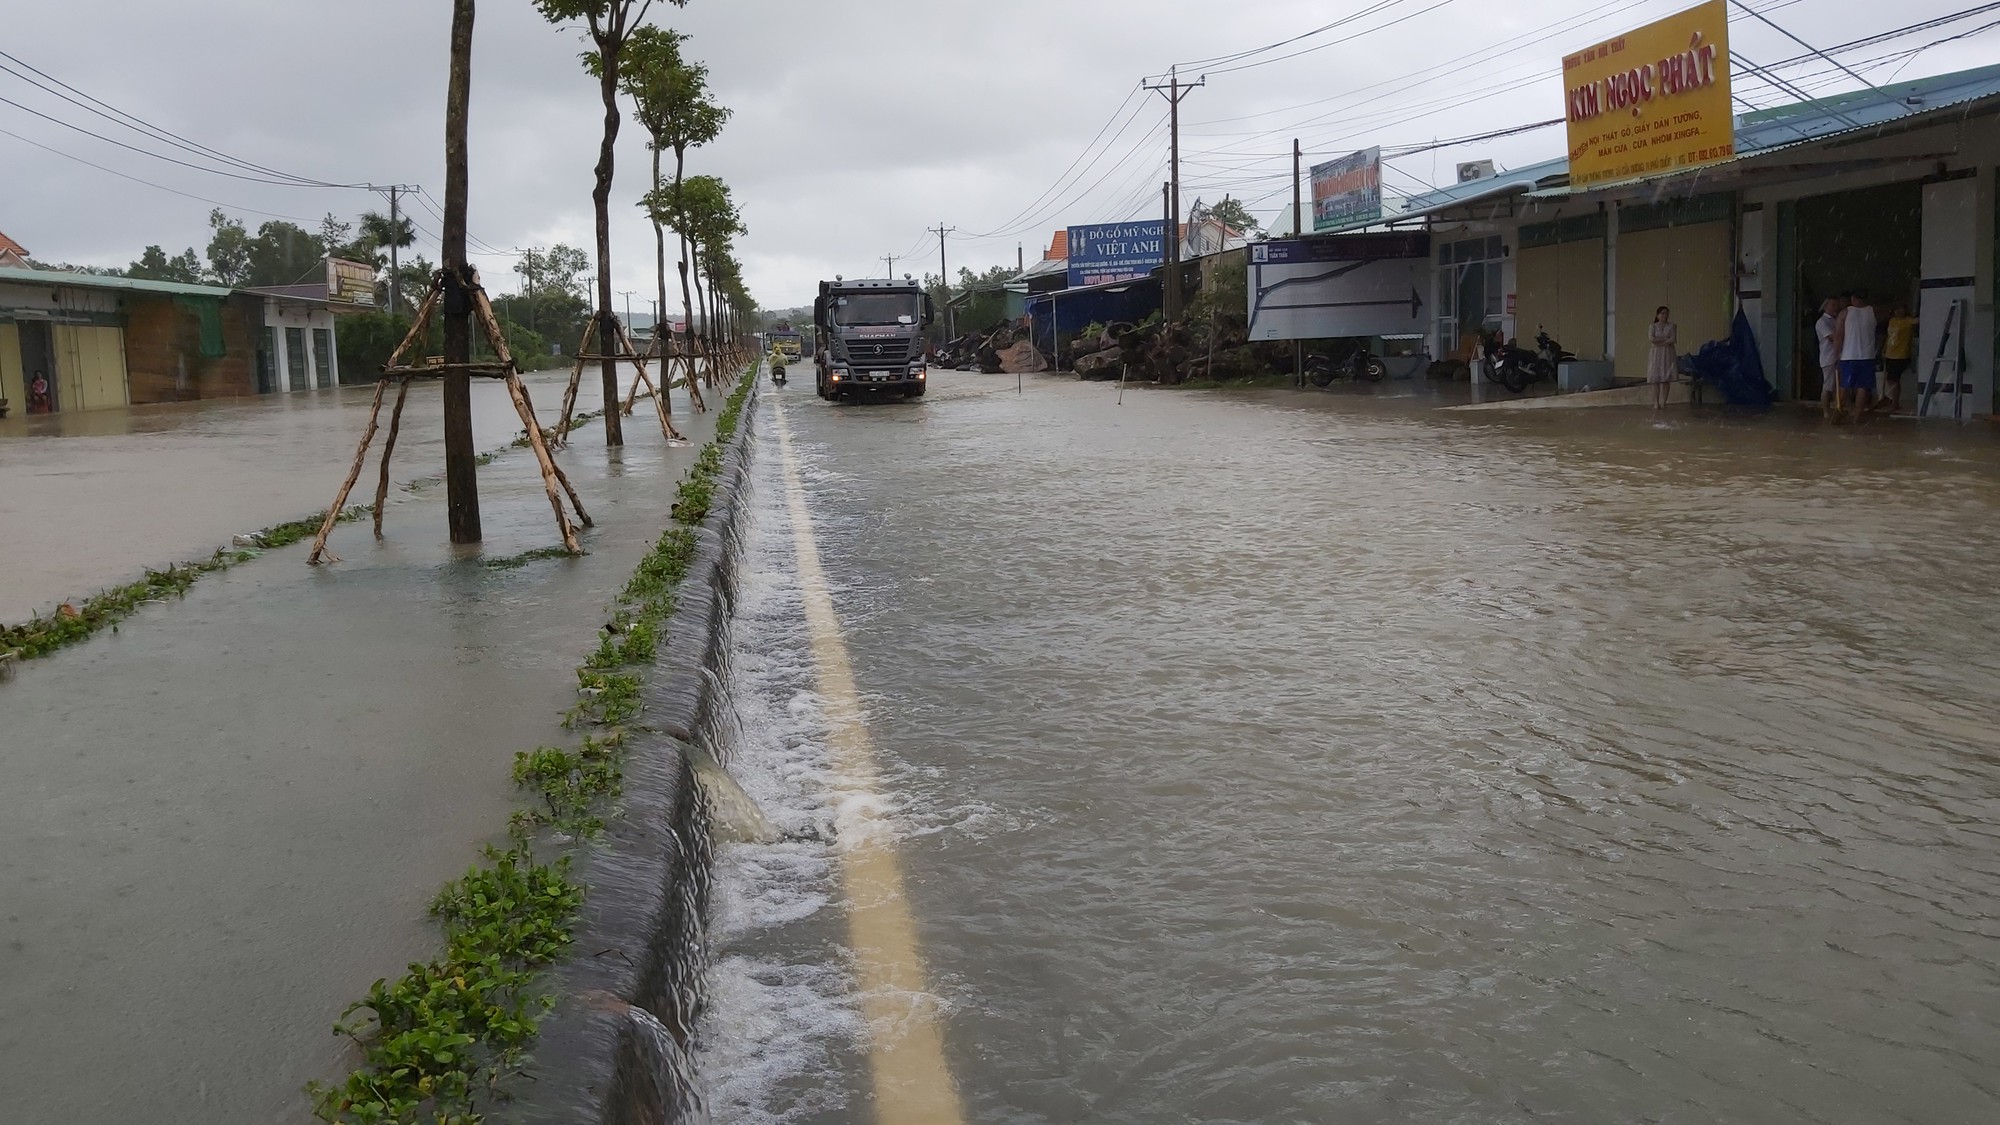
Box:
[0,370,713,1124]
[698,374,2000,1124]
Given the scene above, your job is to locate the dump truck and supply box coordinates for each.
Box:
[813,277,935,400]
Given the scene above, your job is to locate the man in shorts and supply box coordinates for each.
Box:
[1836,290,1878,423]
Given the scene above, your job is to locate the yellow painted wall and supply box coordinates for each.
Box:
[0,323,20,411]
[1614,222,1732,382]
[53,324,129,411]
[1515,239,1607,359]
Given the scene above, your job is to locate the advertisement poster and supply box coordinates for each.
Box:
[326,258,378,307]
[1563,0,1734,188]
[1247,233,1430,341]
[1066,220,1168,288]
[1310,147,1383,231]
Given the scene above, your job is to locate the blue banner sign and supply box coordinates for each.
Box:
[1249,232,1429,265]
[1066,220,1168,288]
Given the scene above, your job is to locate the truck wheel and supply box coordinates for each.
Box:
[906,385,926,399]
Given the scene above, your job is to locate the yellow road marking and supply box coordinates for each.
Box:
[772,402,964,1125]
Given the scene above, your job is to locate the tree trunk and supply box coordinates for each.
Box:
[592,34,624,446]
[671,144,699,388]
[689,242,709,375]
[443,0,481,542]
[651,142,668,366]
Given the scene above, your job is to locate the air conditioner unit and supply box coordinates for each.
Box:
[1457,160,1496,183]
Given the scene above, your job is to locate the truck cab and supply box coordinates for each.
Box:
[813,277,935,400]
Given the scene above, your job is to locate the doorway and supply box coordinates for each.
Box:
[1785,180,1922,398]
[18,320,56,413]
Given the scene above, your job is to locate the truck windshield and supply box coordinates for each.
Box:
[833,293,920,326]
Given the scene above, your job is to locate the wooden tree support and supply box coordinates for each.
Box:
[554,313,688,443]
[307,269,590,565]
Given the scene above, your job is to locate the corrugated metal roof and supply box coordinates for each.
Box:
[0,266,235,299]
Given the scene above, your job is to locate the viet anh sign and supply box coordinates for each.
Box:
[1066,220,1167,288]
[1246,232,1429,341]
[1563,0,1733,188]
[326,258,377,307]
[1310,147,1382,231]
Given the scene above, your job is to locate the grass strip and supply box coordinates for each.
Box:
[309,360,759,1125]
[5,400,619,663]
[0,506,369,662]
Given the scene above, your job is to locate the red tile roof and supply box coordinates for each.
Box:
[0,230,27,259]
[1045,230,1068,260]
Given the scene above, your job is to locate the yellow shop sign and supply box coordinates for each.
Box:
[1563,0,1734,188]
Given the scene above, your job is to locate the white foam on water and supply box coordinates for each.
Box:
[692,435,864,1123]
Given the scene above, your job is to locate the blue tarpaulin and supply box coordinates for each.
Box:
[1025,277,1162,360]
[1686,308,1773,406]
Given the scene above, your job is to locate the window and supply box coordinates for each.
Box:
[313,328,332,388]
[286,327,307,391]
[261,326,277,393]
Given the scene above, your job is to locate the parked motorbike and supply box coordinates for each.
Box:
[1534,328,1576,367]
[1303,340,1387,387]
[1481,330,1552,393]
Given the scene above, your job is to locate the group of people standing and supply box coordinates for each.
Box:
[1816,292,1917,422]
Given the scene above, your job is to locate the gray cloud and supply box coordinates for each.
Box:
[3,0,1988,309]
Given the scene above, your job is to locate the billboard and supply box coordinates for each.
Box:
[1247,233,1430,341]
[1310,147,1382,231]
[1066,220,1167,288]
[326,258,377,307]
[1563,0,1733,188]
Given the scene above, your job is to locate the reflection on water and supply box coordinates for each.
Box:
[709,374,2000,1124]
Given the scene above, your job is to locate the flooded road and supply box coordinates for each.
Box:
[699,373,2000,1124]
[0,373,713,1124]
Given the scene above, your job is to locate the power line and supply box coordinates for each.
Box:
[0,125,319,223]
[0,48,367,189]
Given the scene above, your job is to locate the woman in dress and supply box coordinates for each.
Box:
[1647,306,1677,411]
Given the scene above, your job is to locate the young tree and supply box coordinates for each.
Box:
[318,213,354,257]
[610,26,727,372]
[660,175,741,369]
[534,0,689,446]
[1207,195,1262,235]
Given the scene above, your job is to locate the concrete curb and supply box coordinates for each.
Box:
[497,370,762,1125]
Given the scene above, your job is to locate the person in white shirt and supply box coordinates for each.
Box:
[1835,289,1879,423]
[1814,297,1840,418]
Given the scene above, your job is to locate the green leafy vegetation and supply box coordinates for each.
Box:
[310,359,758,1125]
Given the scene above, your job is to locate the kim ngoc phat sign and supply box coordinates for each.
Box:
[1066,220,1167,288]
[1563,0,1733,188]
[326,257,377,308]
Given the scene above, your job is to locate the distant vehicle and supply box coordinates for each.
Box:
[813,277,935,401]
[769,327,803,362]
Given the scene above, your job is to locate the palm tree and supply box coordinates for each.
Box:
[358,211,417,312]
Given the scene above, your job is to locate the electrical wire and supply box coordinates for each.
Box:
[0,49,368,189]
[0,125,319,223]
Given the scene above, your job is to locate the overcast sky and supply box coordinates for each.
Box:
[3,0,1991,310]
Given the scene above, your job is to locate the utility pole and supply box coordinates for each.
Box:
[388,185,402,315]
[1144,65,1203,326]
[1017,243,1024,273]
[441,0,480,543]
[930,222,955,336]
[881,252,900,278]
[619,289,635,329]
[1292,139,1305,387]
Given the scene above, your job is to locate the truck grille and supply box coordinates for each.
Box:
[845,339,911,370]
